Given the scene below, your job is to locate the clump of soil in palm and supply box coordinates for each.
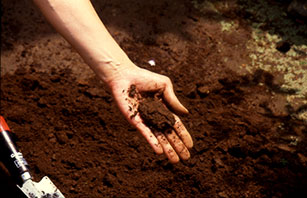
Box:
[138,98,175,131]
[128,85,175,131]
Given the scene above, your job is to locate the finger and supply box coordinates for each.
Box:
[163,81,189,115]
[165,129,190,160]
[173,114,193,149]
[133,116,163,155]
[154,131,180,163]
[112,90,163,155]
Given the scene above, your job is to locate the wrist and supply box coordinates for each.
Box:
[91,59,138,84]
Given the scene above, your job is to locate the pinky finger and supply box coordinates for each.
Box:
[173,114,193,149]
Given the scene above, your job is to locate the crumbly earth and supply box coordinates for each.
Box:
[1,0,307,198]
[138,98,176,131]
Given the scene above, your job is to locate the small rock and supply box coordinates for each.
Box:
[197,85,210,97]
[148,59,156,66]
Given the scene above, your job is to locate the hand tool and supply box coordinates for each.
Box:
[0,115,65,198]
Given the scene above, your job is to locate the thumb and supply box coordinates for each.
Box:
[163,83,189,115]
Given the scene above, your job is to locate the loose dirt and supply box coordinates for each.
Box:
[1,0,306,198]
[138,97,175,131]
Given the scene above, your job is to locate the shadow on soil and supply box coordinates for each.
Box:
[1,0,306,52]
[1,0,307,197]
[195,68,307,197]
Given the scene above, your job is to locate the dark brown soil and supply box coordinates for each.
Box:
[128,85,137,98]
[1,0,307,198]
[138,97,175,131]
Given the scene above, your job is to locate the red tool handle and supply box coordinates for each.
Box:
[0,116,11,132]
[0,116,31,185]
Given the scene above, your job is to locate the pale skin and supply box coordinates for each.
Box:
[33,0,193,163]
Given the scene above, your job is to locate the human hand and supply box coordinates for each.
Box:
[106,65,193,163]
[33,0,192,163]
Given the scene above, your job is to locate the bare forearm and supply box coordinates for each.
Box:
[33,0,134,82]
[33,0,192,163]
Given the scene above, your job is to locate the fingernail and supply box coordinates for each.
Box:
[182,105,189,114]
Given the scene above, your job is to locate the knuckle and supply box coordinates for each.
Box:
[165,76,172,84]
[162,76,171,86]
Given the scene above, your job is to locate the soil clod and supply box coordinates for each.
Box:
[138,98,175,131]
[128,85,137,98]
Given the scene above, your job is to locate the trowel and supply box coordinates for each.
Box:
[0,116,65,198]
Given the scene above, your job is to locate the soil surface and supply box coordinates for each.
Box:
[1,0,307,198]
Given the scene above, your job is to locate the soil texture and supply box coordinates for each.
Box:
[138,97,175,132]
[1,0,307,198]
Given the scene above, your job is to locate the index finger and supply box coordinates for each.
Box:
[132,115,164,155]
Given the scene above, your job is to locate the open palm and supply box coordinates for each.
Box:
[107,66,193,163]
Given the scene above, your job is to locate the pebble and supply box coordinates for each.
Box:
[197,85,210,96]
[148,59,156,66]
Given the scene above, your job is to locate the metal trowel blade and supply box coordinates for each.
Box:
[17,176,65,198]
